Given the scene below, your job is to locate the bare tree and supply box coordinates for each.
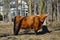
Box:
[20,0,22,16]
[34,0,36,15]
[57,0,60,22]
[39,0,45,14]
[15,0,18,16]
[3,0,12,23]
[28,0,31,16]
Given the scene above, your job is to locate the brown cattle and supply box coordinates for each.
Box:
[14,14,48,35]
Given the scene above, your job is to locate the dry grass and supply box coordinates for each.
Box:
[0,22,60,40]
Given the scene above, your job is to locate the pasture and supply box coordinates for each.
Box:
[0,22,60,40]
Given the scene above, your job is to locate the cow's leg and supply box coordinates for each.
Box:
[14,17,17,35]
[33,24,39,34]
[14,17,21,35]
[14,16,25,35]
[35,30,38,34]
[14,23,21,35]
[14,27,20,35]
[34,27,38,34]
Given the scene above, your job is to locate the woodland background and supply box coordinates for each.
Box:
[0,0,60,40]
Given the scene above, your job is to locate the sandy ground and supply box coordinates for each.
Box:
[0,22,60,40]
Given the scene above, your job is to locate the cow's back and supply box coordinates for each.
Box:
[21,16,35,29]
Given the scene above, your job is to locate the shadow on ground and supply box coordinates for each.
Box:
[0,25,51,37]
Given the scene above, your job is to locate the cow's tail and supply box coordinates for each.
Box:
[14,16,26,35]
[14,16,16,35]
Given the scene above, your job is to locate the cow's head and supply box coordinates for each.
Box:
[39,14,48,23]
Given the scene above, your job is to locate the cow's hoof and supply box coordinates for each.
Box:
[35,31,38,35]
[14,32,18,35]
[14,33,18,35]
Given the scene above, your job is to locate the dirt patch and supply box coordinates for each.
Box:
[0,22,60,40]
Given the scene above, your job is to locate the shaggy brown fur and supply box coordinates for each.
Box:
[14,14,48,35]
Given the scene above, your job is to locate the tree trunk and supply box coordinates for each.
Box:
[39,0,44,14]
[3,0,12,23]
[57,0,60,22]
[28,0,31,16]
[34,0,36,15]
[15,0,18,16]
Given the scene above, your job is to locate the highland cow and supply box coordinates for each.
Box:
[14,14,48,35]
